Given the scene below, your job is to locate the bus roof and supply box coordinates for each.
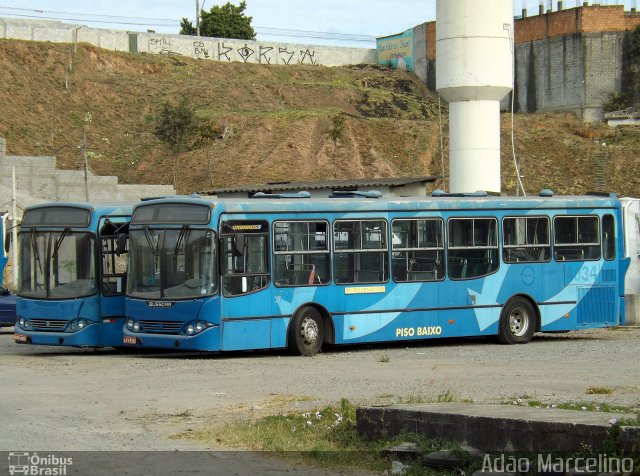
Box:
[132,194,621,217]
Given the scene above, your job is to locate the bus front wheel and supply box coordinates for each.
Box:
[498,297,536,344]
[289,306,324,356]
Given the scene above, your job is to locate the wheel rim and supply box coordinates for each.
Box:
[300,315,319,346]
[509,306,530,337]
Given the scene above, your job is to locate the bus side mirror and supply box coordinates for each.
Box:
[115,233,128,256]
[4,230,10,254]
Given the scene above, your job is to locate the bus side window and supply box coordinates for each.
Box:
[391,218,444,282]
[602,214,615,261]
[447,218,499,280]
[502,216,550,263]
[553,215,601,261]
[273,221,330,287]
[333,220,388,284]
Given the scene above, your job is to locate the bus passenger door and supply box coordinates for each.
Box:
[99,216,130,346]
[219,220,274,351]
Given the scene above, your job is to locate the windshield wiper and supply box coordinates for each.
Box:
[174,225,190,259]
[30,229,43,275]
[143,226,159,257]
[52,227,71,259]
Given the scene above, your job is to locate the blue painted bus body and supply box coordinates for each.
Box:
[123,194,629,352]
[15,203,132,348]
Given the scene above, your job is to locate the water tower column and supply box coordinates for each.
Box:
[436,0,514,194]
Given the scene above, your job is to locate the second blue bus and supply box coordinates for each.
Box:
[14,203,132,348]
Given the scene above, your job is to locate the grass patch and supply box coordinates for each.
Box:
[586,386,614,395]
[195,106,343,121]
[395,390,472,405]
[378,354,390,363]
[527,400,639,418]
[178,399,465,474]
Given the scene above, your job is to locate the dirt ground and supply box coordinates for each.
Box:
[2,40,640,196]
[0,326,638,458]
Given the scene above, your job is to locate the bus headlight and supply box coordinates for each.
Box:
[68,319,90,332]
[182,320,212,336]
[126,319,135,330]
[132,322,140,332]
[19,317,25,327]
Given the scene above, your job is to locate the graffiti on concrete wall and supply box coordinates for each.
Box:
[147,36,320,65]
[193,40,209,58]
[149,37,171,55]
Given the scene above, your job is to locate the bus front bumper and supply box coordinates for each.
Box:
[14,324,102,347]
[13,319,125,348]
[121,326,220,351]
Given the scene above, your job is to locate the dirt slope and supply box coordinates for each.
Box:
[0,39,639,196]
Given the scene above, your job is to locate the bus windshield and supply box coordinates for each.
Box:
[18,231,97,299]
[127,228,217,299]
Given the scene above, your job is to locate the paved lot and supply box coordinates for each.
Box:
[0,327,638,470]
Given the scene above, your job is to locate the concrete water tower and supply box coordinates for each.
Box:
[436,0,514,194]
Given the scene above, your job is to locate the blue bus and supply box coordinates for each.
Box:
[14,203,132,347]
[122,191,629,355]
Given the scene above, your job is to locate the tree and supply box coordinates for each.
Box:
[180,1,256,40]
[154,99,196,189]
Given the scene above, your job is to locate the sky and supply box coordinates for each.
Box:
[0,0,637,47]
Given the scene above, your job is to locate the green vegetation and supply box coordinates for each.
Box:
[526,400,640,421]
[604,25,640,111]
[180,1,255,40]
[396,390,471,405]
[178,399,466,474]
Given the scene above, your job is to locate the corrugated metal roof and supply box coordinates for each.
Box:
[202,175,440,195]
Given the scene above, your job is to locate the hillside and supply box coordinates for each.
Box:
[1,39,639,196]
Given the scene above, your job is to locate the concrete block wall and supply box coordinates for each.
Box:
[583,32,625,123]
[0,148,175,213]
[513,34,585,115]
[0,17,376,67]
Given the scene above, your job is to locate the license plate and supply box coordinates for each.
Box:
[14,334,28,343]
[123,336,137,345]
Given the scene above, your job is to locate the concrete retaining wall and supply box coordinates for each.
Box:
[0,140,174,213]
[0,17,376,67]
[357,403,639,453]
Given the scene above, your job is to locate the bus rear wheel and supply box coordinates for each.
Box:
[289,306,324,356]
[498,297,536,344]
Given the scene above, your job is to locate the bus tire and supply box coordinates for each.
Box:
[289,306,324,356]
[498,297,536,344]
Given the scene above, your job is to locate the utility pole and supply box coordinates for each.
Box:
[82,127,89,202]
[196,0,200,37]
[11,165,18,289]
